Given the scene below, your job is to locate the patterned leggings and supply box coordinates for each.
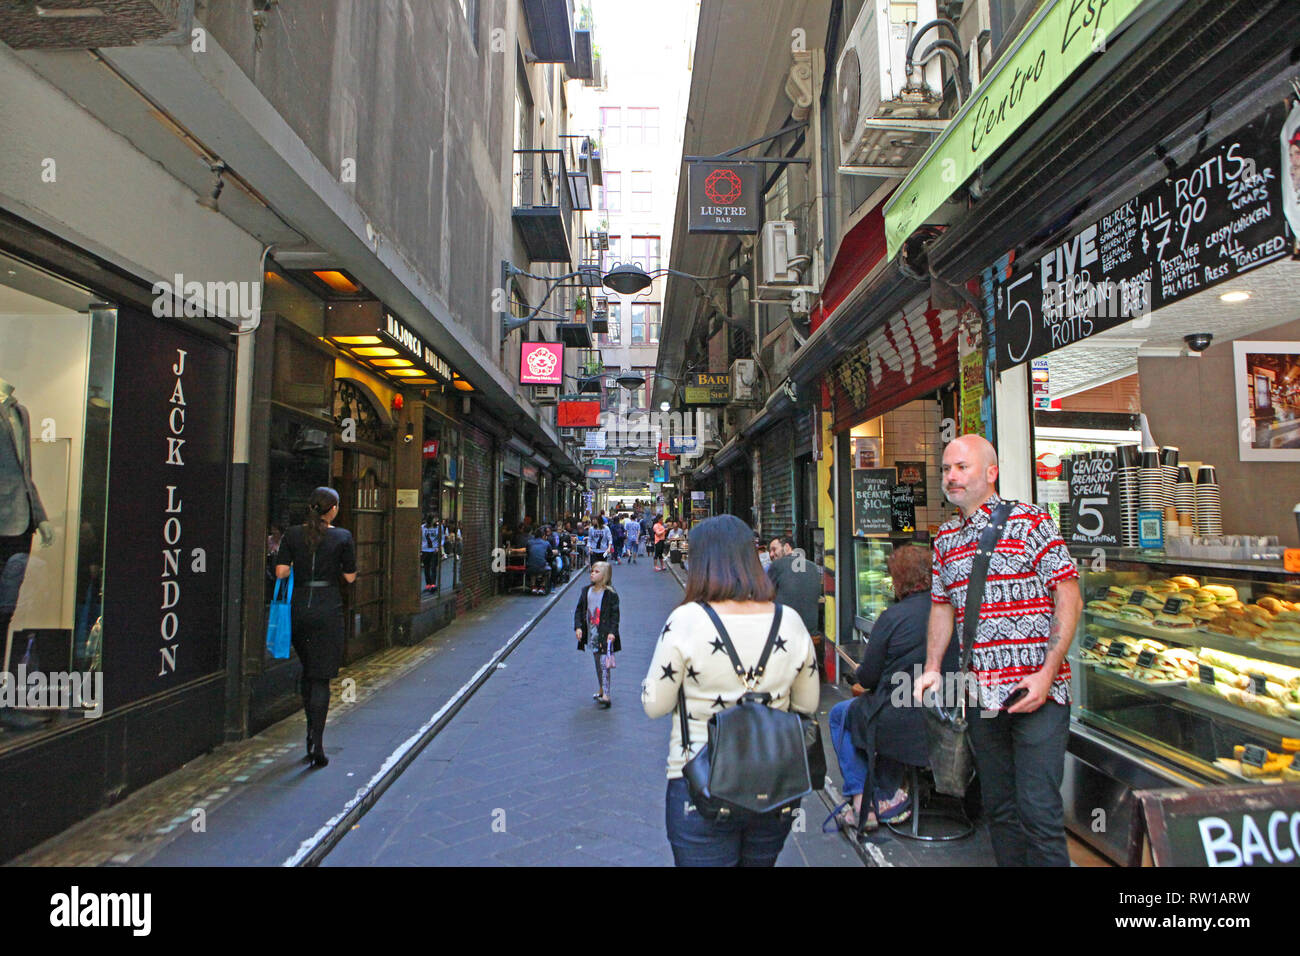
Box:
[593,647,614,697]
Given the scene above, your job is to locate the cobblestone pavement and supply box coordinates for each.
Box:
[12,585,579,867]
[324,562,861,867]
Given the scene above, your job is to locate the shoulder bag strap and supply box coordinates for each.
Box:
[697,601,783,686]
[960,501,1016,674]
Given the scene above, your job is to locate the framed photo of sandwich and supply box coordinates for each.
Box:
[1233,341,1300,461]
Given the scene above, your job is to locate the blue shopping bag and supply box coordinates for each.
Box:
[266,572,293,659]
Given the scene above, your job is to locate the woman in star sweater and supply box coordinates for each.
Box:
[641,514,820,867]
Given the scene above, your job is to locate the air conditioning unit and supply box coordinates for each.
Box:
[761,221,802,285]
[729,359,760,405]
[836,0,945,176]
[532,385,559,405]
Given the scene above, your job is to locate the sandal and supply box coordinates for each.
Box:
[876,789,912,824]
[820,800,857,834]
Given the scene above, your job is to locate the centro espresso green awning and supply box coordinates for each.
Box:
[883,0,1146,261]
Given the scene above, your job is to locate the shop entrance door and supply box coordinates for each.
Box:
[334,447,390,662]
[331,380,391,663]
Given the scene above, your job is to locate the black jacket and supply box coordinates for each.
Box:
[574,586,621,653]
[848,590,959,767]
[525,537,553,573]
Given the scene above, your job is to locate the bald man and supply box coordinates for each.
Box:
[917,434,1082,867]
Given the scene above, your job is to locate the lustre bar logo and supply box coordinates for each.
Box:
[49,887,151,936]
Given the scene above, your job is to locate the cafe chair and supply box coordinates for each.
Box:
[885,765,975,842]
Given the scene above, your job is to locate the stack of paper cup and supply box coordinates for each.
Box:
[1117,445,1139,548]
[1160,447,1180,513]
[1174,465,1196,536]
[1194,465,1222,536]
[1139,448,1163,512]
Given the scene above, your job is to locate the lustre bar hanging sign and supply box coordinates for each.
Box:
[993,103,1293,371]
[687,162,761,234]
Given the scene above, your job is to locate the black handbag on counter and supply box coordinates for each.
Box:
[678,603,824,822]
[923,500,1015,797]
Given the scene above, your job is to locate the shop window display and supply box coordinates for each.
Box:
[0,253,114,741]
[420,414,463,595]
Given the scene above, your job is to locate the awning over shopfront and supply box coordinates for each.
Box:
[826,297,961,432]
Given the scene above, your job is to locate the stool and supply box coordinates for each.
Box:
[885,765,974,842]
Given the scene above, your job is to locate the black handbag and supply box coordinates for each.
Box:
[678,603,823,822]
[922,500,1015,797]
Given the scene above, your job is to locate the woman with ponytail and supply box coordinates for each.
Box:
[274,487,357,768]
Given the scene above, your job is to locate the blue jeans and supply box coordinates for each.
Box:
[828,699,904,803]
[664,777,795,867]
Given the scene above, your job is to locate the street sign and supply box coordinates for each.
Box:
[683,371,730,404]
[592,458,617,469]
[687,162,761,234]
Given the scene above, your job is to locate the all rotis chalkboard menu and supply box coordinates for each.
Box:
[891,483,916,533]
[852,469,894,536]
[994,102,1294,371]
[1067,451,1122,546]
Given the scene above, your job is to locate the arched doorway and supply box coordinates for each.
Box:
[333,378,392,662]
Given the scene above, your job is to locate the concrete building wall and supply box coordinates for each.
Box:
[199,0,512,354]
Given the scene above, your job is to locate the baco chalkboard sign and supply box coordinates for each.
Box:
[1067,451,1122,547]
[1136,783,1300,867]
[994,102,1294,371]
[852,469,894,536]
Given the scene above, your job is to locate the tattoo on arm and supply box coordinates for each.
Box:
[1046,608,1064,652]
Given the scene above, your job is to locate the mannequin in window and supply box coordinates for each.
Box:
[0,375,54,688]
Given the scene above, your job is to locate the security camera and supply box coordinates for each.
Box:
[1184,333,1213,353]
[403,433,414,444]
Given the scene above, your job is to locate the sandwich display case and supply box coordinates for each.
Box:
[853,539,894,633]
[1065,549,1300,863]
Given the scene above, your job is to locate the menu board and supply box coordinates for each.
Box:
[852,469,894,536]
[1067,452,1122,546]
[994,103,1294,371]
[1137,784,1300,867]
[891,483,916,534]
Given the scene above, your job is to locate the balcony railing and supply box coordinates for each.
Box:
[512,148,574,264]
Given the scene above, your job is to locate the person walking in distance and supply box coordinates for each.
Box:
[915,435,1082,866]
[587,515,611,566]
[642,515,820,866]
[622,512,641,565]
[274,487,357,768]
[652,514,667,571]
[576,561,620,708]
[421,514,442,592]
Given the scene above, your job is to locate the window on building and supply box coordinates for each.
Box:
[630,235,661,271]
[600,107,621,146]
[631,303,661,344]
[457,0,478,46]
[598,302,622,346]
[604,172,622,213]
[631,170,653,212]
[603,234,623,272]
[625,107,660,146]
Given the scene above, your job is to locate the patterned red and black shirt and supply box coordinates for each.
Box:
[931,494,1078,711]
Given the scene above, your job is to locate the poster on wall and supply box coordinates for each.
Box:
[1283,97,1300,255]
[1234,341,1300,461]
[853,437,882,469]
[0,313,89,675]
[102,310,231,710]
[993,102,1296,371]
[895,460,928,507]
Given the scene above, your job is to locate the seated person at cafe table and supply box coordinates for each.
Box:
[825,545,958,832]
